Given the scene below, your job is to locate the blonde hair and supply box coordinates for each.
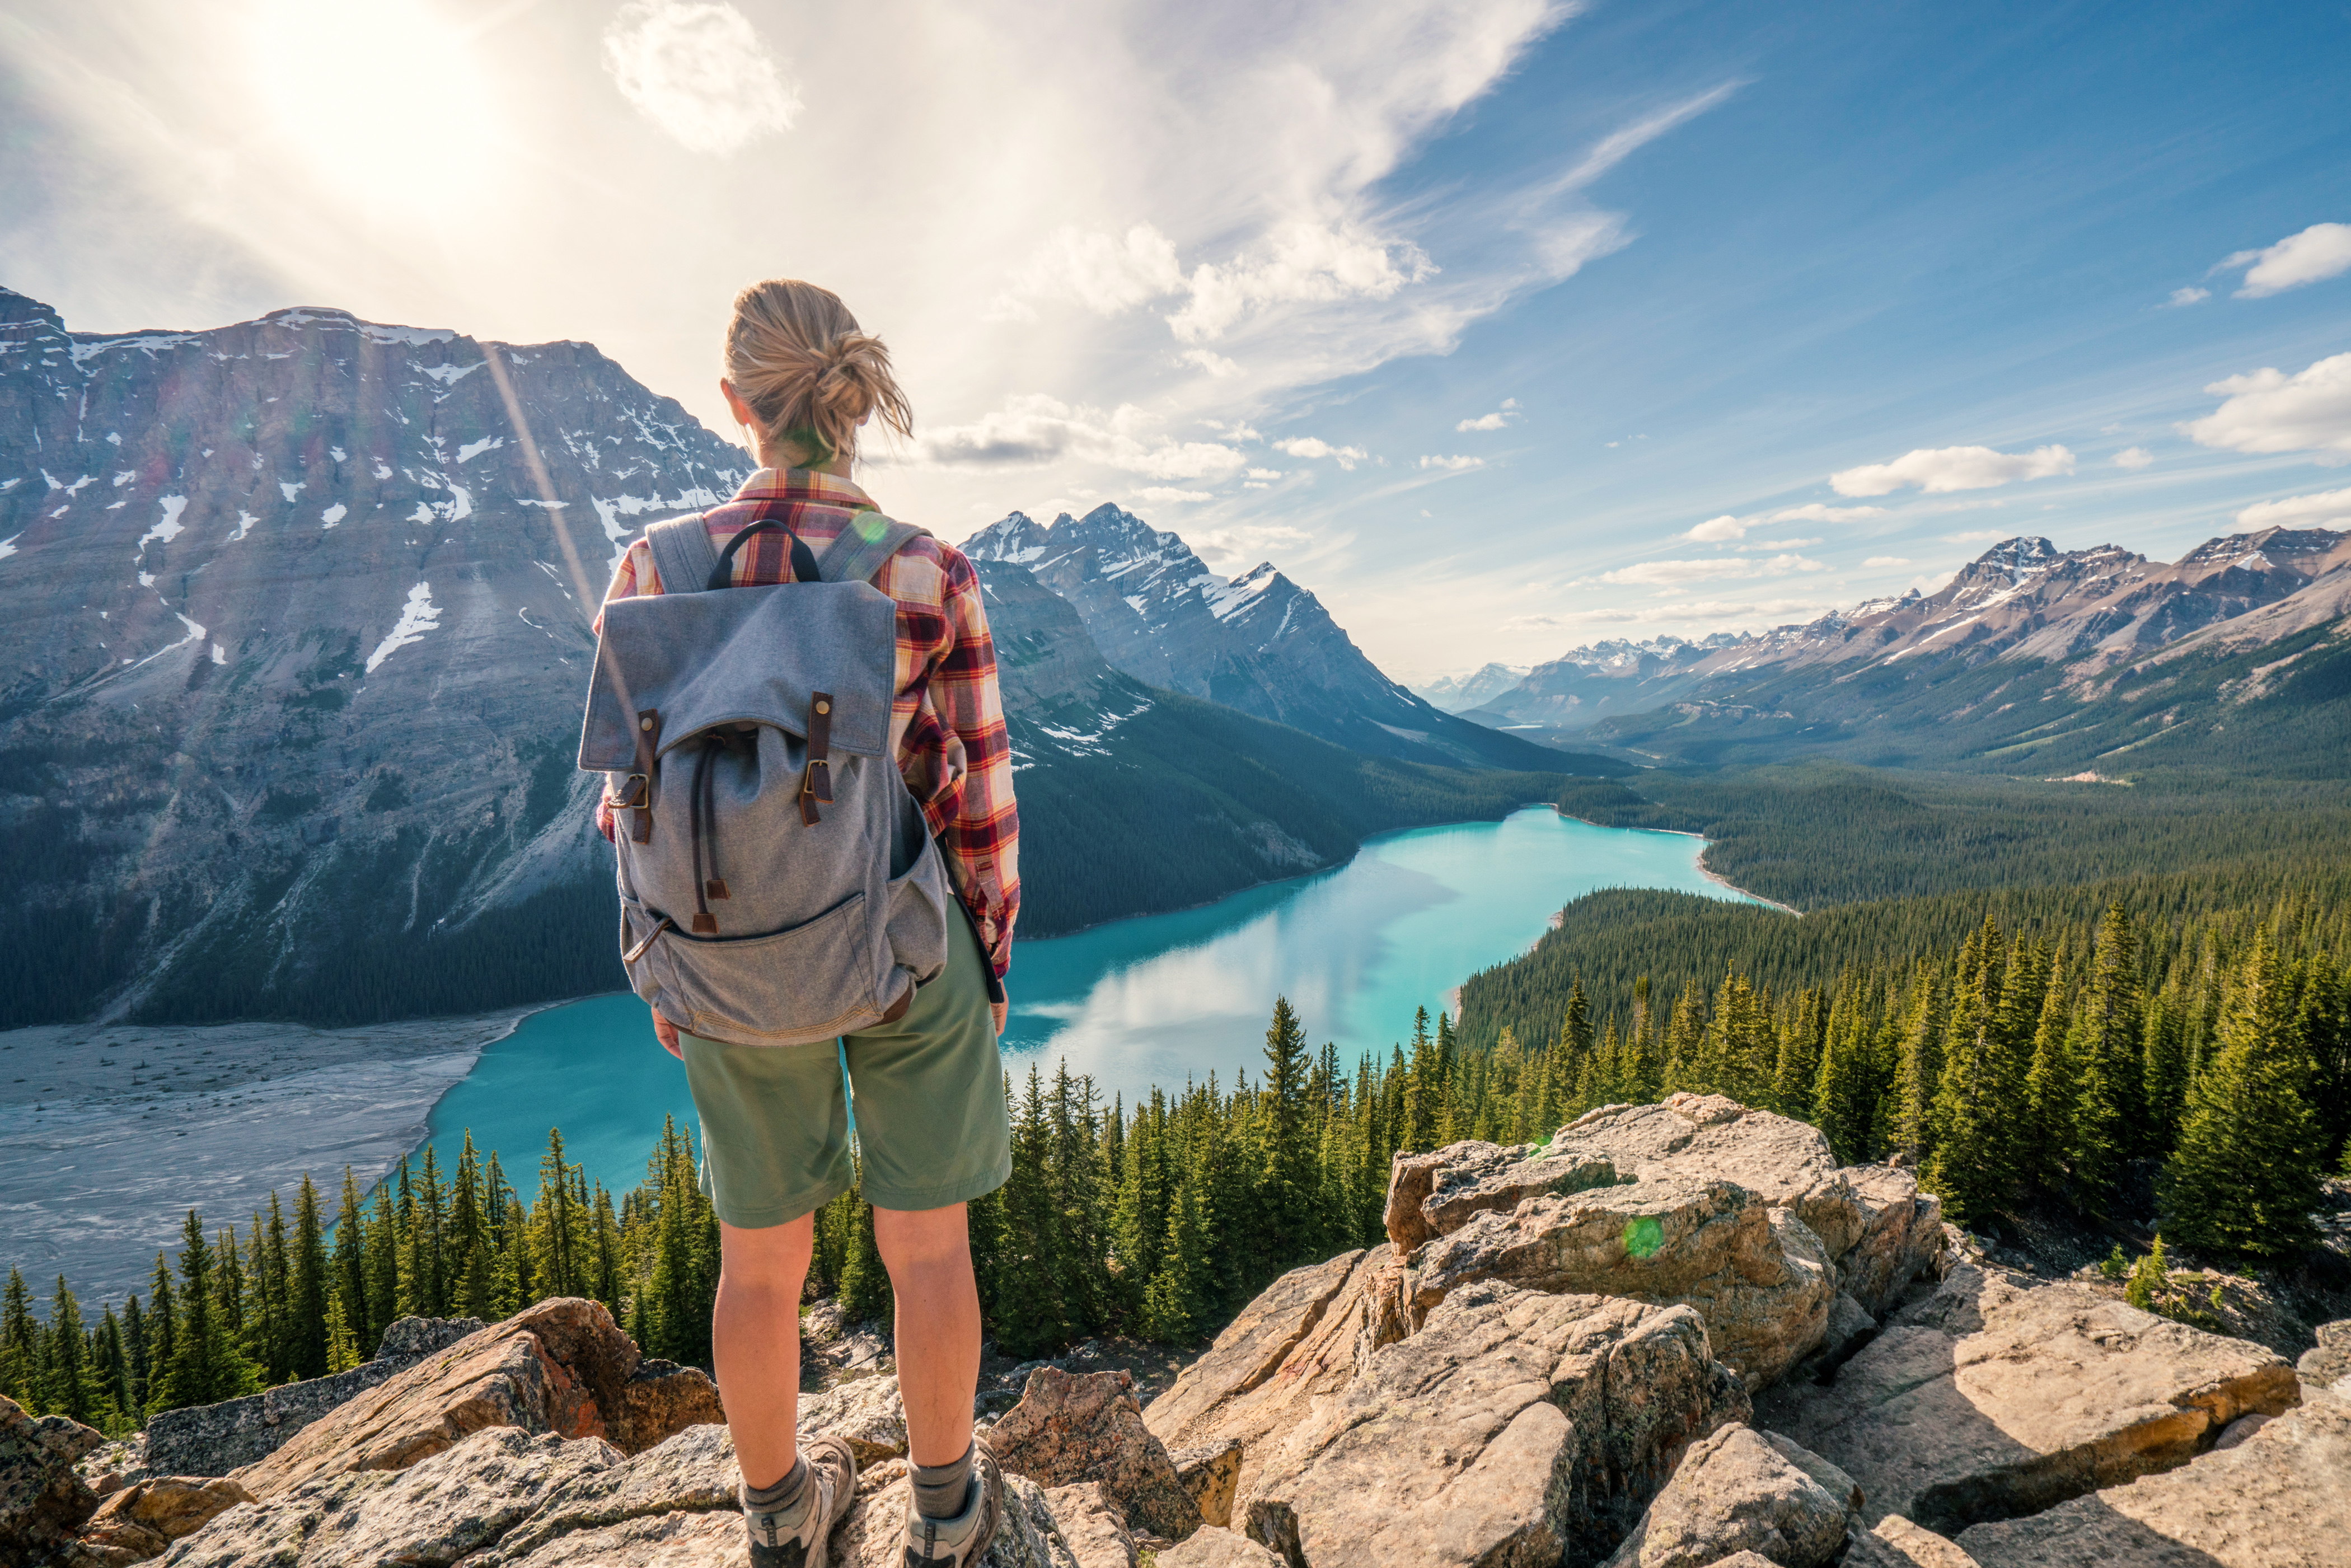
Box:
[723,279,913,466]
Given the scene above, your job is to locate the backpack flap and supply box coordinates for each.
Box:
[579,581,897,773]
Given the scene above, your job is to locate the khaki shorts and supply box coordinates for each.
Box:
[681,909,1012,1227]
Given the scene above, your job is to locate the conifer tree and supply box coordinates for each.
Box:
[44,1276,94,1424]
[324,1292,362,1374]
[1141,1145,1210,1344]
[1890,966,1943,1165]
[1259,997,1320,1273]
[1926,954,2022,1223]
[2160,927,2325,1256]
[2,1268,38,1410]
[1812,977,1875,1163]
[145,1256,177,1413]
[289,1177,330,1380]
[2021,957,2078,1192]
[2073,905,2146,1200]
[159,1211,255,1411]
[1773,989,1825,1121]
[531,1130,584,1299]
[837,1192,893,1327]
[95,1305,132,1425]
[331,1168,371,1355]
[121,1295,149,1415]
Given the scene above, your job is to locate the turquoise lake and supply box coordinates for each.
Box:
[417,808,1760,1198]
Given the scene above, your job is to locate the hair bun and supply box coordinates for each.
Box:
[724,280,913,466]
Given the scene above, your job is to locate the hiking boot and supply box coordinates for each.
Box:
[900,1438,1004,1566]
[744,1433,858,1567]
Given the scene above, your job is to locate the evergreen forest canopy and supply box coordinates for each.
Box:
[7,886,2346,1429]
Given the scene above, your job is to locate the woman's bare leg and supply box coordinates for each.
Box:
[872,1202,981,1467]
[713,1213,816,1488]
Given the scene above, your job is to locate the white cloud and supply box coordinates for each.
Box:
[1245,467,1285,480]
[1001,224,1183,316]
[1132,485,1212,504]
[2179,352,2351,462]
[602,1,799,156]
[1566,596,1834,625]
[1272,436,1369,470]
[1862,555,1910,567]
[2166,287,2209,307]
[1764,503,1886,523]
[1685,514,1744,542]
[900,394,1247,479]
[1168,220,1436,343]
[1178,348,1243,378]
[1598,554,1824,586]
[1417,454,1484,471]
[1744,536,1820,549]
[1193,523,1314,565]
[2235,486,2351,530]
[2113,446,2154,469]
[1945,530,2010,543]
[1686,501,1884,543]
[1830,444,2076,496]
[1501,613,1563,632]
[2217,222,2351,299]
[1456,399,1519,432]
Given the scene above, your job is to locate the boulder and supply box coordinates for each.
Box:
[73,1476,254,1564]
[168,1425,626,1567]
[1955,1387,2350,1567]
[1385,1140,1623,1255]
[799,1374,910,1467]
[1407,1173,1835,1388]
[1,1394,102,1568]
[146,1316,486,1476]
[228,1298,721,1499]
[1244,1281,1749,1568]
[1145,1247,1406,1505]
[1161,1524,1286,1566]
[1169,1438,1242,1529]
[1043,1480,1137,1568]
[1781,1262,2302,1535]
[1843,1516,1980,1568]
[1836,1166,1946,1317]
[2298,1319,2351,1393]
[1600,1425,1861,1568]
[990,1366,1200,1540]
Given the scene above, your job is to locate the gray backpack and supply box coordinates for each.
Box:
[577,512,953,1047]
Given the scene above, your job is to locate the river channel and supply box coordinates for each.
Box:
[416,807,1760,1199]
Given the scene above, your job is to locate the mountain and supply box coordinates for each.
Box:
[0,288,1590,1027]
[1411,661,1530,713]
[0,287,750,1027]
[963,504,1574,772]
[1476,530,2351,775]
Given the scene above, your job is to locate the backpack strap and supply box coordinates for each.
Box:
[816,511,933,586]
[644,513,722,596]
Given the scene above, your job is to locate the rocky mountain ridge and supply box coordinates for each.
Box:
[964,506,1564,772]
[10,1093,2341,1567]
[1470,528,2351,773]
[1410,661,1531,714]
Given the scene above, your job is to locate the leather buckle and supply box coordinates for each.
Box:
[605,773,650,809]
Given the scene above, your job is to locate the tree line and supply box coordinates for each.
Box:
[7,894,2344,1426]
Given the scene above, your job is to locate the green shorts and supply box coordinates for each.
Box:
[681,910,1012,1228]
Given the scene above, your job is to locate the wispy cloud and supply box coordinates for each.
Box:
[1830,444,2074,497]
[2113,446,2154,469]
[1417,454,1484,471]
[1457,398,1519,432]
[2180,352,2351,462]
[2236,486,2351,529]
[2214,222,2351,299]
[602,1,799,156]
[1598,554,1824,586]
[900,395,1247,479]
[1273,436,1369,469]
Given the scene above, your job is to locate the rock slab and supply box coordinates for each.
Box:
[1244,1281,1749,1568]
[1600,1425,1860,1568]
[1955,1387,2350,1567]
[1,1396,103,1568]
[1783,1262,2302,1535]
[990,1366,1201,1541]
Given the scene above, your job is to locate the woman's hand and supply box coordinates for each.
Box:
[653,1007,682,1059]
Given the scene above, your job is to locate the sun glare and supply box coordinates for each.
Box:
[243,0,505,213]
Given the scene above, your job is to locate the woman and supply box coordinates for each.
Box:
[596,279,1017,1568]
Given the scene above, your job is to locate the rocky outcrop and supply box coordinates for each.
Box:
[1144,1246,1406,1506]
[1,1395,104,1568]
[1387,1094,1950,1391]
[230,1298,720,1498]
[1844,1516,1980,1568]
[797,1374,910,1467]
[1162,1525,1286,1566]
[72,1476,253,1564]
[1244,1281,1749,1568]
[1170,1438,1242,1529]
[989,1366,1201,1540]
[1042,1481,1139,1568]
[145,1315,483,1476]
[1955,1387,2350,1567]
[1779,1261,2302,1535]
[1600,1425,1862,1568]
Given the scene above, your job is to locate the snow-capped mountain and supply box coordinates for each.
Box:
[964,504,1561,771]
[1474,530,2351,773]
[0,287,753,1026]
[1413,662,1532,713]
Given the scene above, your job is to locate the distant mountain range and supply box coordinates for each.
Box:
[1467,529,2351,774]
[0,288,1590,1028]
[1412,662,1531,713]
[964,507,1563,771]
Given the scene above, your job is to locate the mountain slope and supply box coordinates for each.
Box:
[964,504,1579,772]
[973,556,1581,934]
[1479,530,2351,775]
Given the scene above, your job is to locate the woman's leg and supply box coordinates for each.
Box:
[713,1213,816,1489]
[872,1202,982,1467]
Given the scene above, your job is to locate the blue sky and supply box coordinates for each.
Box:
[3,0,2347,677]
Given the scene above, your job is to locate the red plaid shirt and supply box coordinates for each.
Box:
[595,469,1019,980]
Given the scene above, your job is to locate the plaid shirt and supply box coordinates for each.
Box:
[595,469,1020,980]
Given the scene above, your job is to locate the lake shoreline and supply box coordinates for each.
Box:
[1552,809,1802,916]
